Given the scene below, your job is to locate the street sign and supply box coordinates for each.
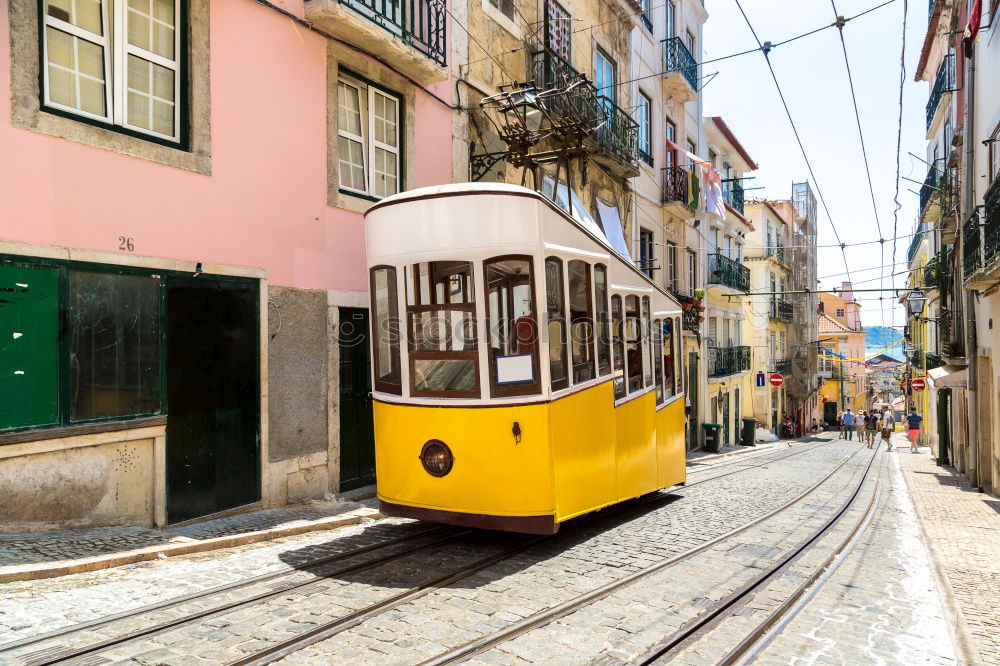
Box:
[769,373,784,387]
[911,377,926,392]
[756,372,765,387]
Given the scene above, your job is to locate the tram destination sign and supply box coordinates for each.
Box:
[769,373,784,388]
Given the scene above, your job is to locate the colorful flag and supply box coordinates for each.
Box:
[964,0,982,56]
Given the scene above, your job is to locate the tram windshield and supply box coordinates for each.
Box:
[485,256,540,397]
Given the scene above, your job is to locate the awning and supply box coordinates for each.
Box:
[927,365,968,388]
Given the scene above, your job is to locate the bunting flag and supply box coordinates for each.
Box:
[665,137,722,218]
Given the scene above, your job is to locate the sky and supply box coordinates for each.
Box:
[701,0,930,329]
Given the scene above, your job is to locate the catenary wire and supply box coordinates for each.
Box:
[890,0,909,332]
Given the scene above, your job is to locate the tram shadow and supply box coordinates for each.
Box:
[276,491,681,590]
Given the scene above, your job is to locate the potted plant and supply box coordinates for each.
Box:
[694,287,706,301]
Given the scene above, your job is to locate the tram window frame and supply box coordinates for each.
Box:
[674,316,683,395]
[545,257,569,392]
[568,260,596,385]
[369,265,402,395]
[405,261,480,398]
[611,294,625,399]
[594,264,611,376]
[662,317,676,401]
[484,255,541,398]
[654,319,664,405]
[625,295,643,394]
[641,296,652,387]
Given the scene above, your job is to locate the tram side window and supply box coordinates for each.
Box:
[406,261,479,397]
[546,257,569,392]
[625,295,643,394]
[485,256,540,397]
[674,316,683,395]
[641,296,652,387]
[663,317,676,400]
[654,319,664,405]
[370,266,401,395]
[594,264,611,375]
[568,260,595,384]
[611,295,625,399]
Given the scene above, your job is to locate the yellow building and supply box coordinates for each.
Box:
[818,290,867,422]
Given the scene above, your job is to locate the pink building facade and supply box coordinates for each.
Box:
[0,0,453,529]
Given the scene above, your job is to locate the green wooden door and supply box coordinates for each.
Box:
[339,308,376,492]
[0,265,59,430]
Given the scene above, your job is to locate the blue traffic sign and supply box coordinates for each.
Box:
[756,372,766,387]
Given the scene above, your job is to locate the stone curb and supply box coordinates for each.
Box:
[0,508,384,584]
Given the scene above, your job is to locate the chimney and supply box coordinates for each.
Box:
[840,281,854,302]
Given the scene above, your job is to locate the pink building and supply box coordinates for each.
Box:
[0,0,453,529]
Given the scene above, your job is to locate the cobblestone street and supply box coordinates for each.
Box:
[1,433,995,665]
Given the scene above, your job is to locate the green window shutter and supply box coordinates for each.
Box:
[0,265,60,430]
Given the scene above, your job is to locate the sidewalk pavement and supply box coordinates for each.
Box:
[897,433,1000,666]
[0,496,380,584]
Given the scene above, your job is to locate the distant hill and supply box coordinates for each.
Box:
[865,326,904,361]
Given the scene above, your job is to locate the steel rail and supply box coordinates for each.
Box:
[414,444,870,666]
[638,449,883,664]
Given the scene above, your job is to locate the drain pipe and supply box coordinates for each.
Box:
[963,41,979,487]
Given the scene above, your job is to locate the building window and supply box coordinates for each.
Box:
[989,121,1000,185]
[686,138,697,156]
[594,47,616,105]
[665,0,675,37]
[370,266,402,395]
[484,255,540,397]
[488,0,516,20]
[666,118,677,167]
[638,0,652,30]
[687,250,697,290]
[1,262,163,432]
[406,261,479,397]
[546,0,571,62]
[836,308,845,318]
[639,228,655,278]
[594,264,611,375]
[637,91,652,165]
[686,29,696,56]
[568,260,595,384]
[666,242,678,292]
[41,0,183,142]
[546,257,569,391]
[338,73,401,199]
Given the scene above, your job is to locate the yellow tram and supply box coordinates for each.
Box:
[365,183,687,534]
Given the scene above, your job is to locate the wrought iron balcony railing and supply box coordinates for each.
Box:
[595,96,639,170]
[721,179,744,215]
[770,298,794,323]
[911,349,944,371]
[925,52,955,130]
[773,358,792,375]
[919,165,940,212]
[985,177,1000,267]
[661,165,690,206]
[765,241,785,265]
[963,209,981,281]
[339,0,446,66]
[707,345,751,378]
[907,222,927,264]
[923,247,951,291]
[682,307,700,332]
[661,37,698,91]
[707,252,750,292]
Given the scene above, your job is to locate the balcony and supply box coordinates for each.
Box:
[925,53,955,132]
[660,37,698,103]
[773,358,792,375]
[708,345,751,378]
[707,253,750,292]
[770,298,794,323]
[661,165,691,218]
[529,49,639,176]
[923,247,950,292]
[722,179,744,216]
[305,0,446,84]
[762,241,786,266]
[911,349,944,371]
[682,307,700,333]
[907,222,927,265]
[964,178,1000,289]
[919,161,954,225]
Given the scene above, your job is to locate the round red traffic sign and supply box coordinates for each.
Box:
[911,377,926,392]
[769,373,784,387]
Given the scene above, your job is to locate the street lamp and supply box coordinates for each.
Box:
[500,89,546,134]
[907,288,928,318]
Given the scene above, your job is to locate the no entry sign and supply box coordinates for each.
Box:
[769,373,784,387]
[911,377,926,392]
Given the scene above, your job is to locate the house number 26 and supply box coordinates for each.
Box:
[118,237,135,251]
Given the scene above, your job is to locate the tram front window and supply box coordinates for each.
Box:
[568,260,595,384]
[594,264,611,375]
[406,261,479,397]
[625,295,643,394]
[485,256,540,397]
[611,295,625,399]
[546,257,568,392]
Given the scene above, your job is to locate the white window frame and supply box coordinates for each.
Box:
[337,73,402,200]
[41,0,182,142]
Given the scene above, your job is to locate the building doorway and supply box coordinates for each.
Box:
[823,401,838,427]
[166,277,260,523]
[338,308,376,492]
[722,391,730,446]
[687,351,699,450]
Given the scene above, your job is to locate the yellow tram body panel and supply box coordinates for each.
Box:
[375,380,687,531]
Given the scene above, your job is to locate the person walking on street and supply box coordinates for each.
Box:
[882,407,894,451]
[906,406,923,453]
[856,410,866,441]
[865,410,878,447]
[837,411,845,439]
[842,408,856,440]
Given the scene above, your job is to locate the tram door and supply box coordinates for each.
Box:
[339,308,376,492]
[166,277,260,523]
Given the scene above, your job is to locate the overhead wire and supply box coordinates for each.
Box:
[890,0,909,331]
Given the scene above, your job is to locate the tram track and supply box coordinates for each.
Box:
[1,435,841,666]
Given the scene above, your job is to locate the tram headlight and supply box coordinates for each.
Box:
[419,439,454,477]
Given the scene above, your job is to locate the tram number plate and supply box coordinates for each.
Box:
[496,354,534,384]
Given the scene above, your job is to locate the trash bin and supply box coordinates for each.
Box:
[702,423,722,452]
[741,418,757,446]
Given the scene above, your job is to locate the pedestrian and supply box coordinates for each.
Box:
[841,408,856,440]
[856,410,866,441]
[837,411,845,439]
[865,410,878,448]
[882,406,894,451]
[906,406,923,453]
